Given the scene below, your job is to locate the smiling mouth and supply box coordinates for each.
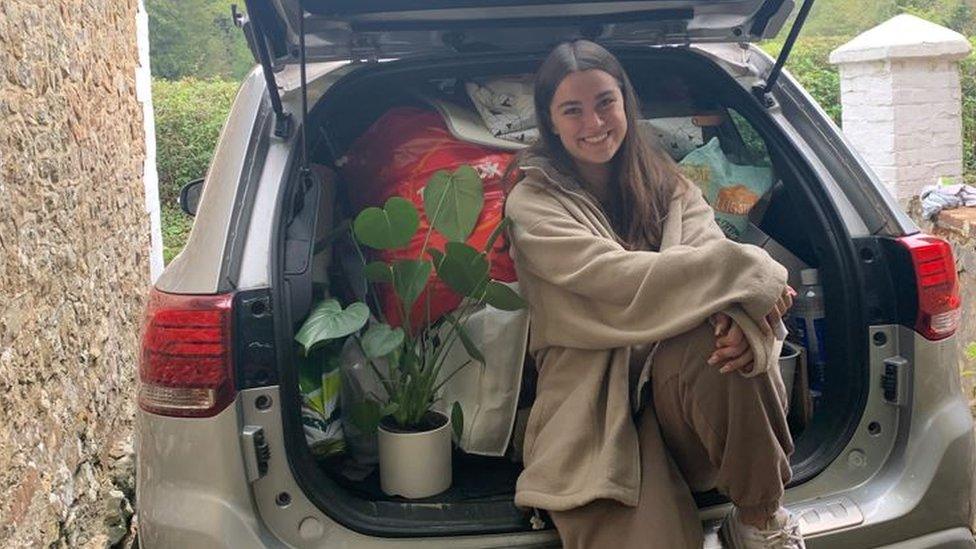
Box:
[580,131,611,145]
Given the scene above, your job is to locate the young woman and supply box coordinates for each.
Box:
[504,41,803,549]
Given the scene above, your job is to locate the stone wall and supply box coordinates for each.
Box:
[0,1,148,546]
[920,207,976,409]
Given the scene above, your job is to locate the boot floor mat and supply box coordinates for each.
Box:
[324,449,523,503]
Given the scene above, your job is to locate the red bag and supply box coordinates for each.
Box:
[342,106,517,329]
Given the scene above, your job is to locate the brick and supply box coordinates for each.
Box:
[936,206,976,238]
[845,105,896,122]
[894,138,962,158]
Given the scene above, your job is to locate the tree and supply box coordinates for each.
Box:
[795,0,976,37]
[147,0,254,80]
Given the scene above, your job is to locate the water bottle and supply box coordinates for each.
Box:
[793,268,826,402]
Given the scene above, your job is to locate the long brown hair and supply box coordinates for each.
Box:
[512,40,687,249]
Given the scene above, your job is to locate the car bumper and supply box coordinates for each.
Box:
[138,368,974,548]
[136,403,279,548]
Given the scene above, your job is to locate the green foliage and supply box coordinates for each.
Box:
[885,0,976,35]
[763,32,976,185]
[443,312,485,364]
[323,166,526,430]
[153,78,238,208]
[961,37,976,184]
[483,281,529,311]
[364,261,393,283]
[770,2,975,146]
[160,205,194,264]
[147,0,253,80]
[451,401,464,440]
[294,300,370,356]
[350,400,400,435]
[352,197,420,250]
[391,259,434,314]
[429,242,490,297]
[361,324,405,359]
[762,37,847,124]
[793,0,976,37]
[422,166,485,242]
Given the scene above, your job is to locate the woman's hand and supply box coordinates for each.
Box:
[708,285,795,373]
[758,285,796,335]
[708,313,754,374]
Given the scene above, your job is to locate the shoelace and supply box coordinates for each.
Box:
[758,516,804,548]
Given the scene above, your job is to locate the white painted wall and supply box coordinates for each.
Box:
[135,0,164,281]
[830,14,972,205]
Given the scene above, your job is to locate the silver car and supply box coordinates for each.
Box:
[137,1,973,547]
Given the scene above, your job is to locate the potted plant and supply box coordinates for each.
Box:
[295,165,525,498]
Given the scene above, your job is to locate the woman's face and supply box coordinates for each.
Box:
[549,69,627,168]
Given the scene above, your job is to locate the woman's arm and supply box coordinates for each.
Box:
[674,183,794,374]
[676,183,728,248]
[507,188,787,350]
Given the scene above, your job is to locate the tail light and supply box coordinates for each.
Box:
[139,289,236,417]
[897,234,961,340]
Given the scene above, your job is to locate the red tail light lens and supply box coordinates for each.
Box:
[897,234,961,340]
[139,289,236,417]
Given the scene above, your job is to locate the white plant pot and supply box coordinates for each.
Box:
[377,411,452,499]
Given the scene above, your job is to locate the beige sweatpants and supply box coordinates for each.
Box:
[549,322,794,549]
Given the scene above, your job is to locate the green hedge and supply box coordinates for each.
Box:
[761,36,847,124]
[765,36,976,184]
[153,78,239,262]
[961,37,976,184]
[153,78,240,207]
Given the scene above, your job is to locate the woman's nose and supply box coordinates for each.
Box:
[583,109,605,129]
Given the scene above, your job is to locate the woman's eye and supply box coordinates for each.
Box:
[562,107,581,116]
[599,98,616,109]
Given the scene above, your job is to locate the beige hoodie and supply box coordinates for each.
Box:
[505,153,788,512]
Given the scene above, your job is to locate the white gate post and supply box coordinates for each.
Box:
[829,14,971,205]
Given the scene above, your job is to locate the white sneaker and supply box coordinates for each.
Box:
[719,507,806,549]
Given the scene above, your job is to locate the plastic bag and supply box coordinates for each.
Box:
[434,283,530,456]
[341,106,517,329]
[678,137,774,240]
[298,347,345,458]
[337,335,388,468]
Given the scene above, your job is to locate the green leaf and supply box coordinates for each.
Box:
[483,216,511,254]
[444,312,485,364]
[353,197,419,250]
[423,166,484,242]
[361,323,404,358]
[294,299,370,355]
[392,259,432,312]
[296,353,322,395]
[431,242,489,298]
[381,402,400,418]
[483,281,527,311]
[451,401,464,441]
[309,438,346,459]
[349,400,383,433]
[363,261,392,283]
[303,389,325,415]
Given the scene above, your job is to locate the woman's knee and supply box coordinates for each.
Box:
[652,322,716,381]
